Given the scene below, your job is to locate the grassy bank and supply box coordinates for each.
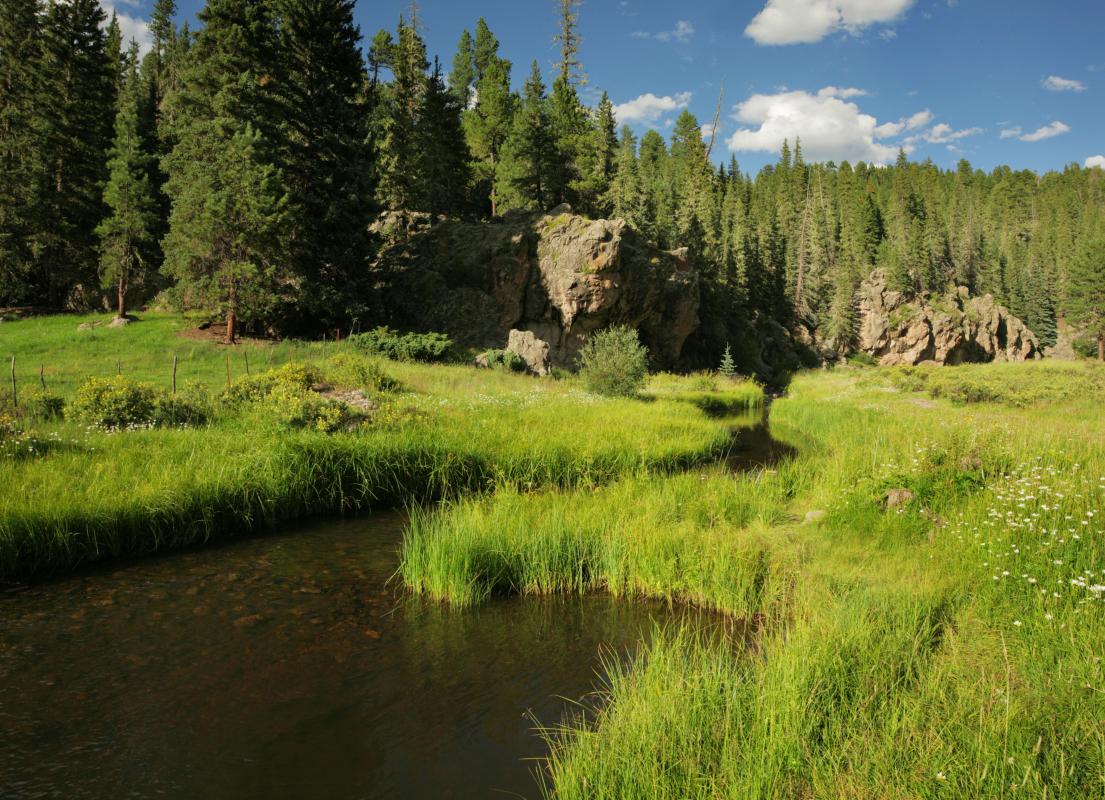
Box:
[403,366,1105,798]
[0,313,762,579]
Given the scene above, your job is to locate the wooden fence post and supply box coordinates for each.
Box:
[243,351,250,375]
[39,365,45,390]
[225,352,231,388]
[172,355,178,394]
[9,356,16,407]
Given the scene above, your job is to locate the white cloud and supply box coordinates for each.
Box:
[818,86,868,99]
[1019,121,1070,142]
[874,120,903,138]
[905,109,932,129]
[1042,75,1086,92]
[725,87,900,163]
[745,0,916,45]
[879,28,897,40]
[99,1,153,57]
[632,20,695,43]
[614,91,693,125]
[999,126,1022,139]
[1085,155,1105,169]
[909,122,983,144]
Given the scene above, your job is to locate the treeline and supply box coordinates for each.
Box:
[1,0,1103,352]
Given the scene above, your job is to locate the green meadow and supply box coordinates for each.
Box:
[3,314,1104,797]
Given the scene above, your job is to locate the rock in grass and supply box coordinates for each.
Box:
[108,316,133,328]
[803,509,827,524]
[884,488,915,508]
[507,329,550,376]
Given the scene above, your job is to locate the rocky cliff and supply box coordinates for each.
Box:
[858,270,1040,366]
[369,207,700,371]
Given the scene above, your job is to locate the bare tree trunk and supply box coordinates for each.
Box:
[1098,333,1104,362]
[225,282,237,344]
[117,277,126,318]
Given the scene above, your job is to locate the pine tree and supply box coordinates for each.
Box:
[0,0,44,304]
[97,41,158,319]
[161,0,286,343]
[447,28,475,108]
[1067,231,1105,360]
[464,19,513,215]
[552,0,585,86]
[35,0,117,307]
[421,57,471,218]
[277,0,372,330]
[573,91,616,216]
[496,61,555,212]
[606,125,643,228]
[376,16,428,211]
[719,343,736,380]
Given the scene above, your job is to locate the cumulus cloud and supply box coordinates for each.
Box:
[872,108,931,139]
[632,20,695,43]
[744,0,915,45]
[1019,121,1071,142]
[1042,75,1086,92]
[614,91,693,125]
[99,1,153,56]
[908,122,983,144]
[999,127,1022,139]
[725,87,900,163]
[1086,155,1105,169]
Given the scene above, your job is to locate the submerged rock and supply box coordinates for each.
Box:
[370,208,700,370]
[857,270,1039,366]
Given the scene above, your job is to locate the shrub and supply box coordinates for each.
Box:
[350,326,453,362]
[153,383,211,427]
[21,388,65,421]
[478,348,526,372]
[257,381,350,432]
[222,363,322,405]
[323,353,402,392]
[690,372,719,392]
[578,326,649,398]
[67,376,158,429]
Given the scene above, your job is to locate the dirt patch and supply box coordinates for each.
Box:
[176,322,269,346]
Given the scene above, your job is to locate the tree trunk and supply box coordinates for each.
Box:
[225,282,237,345]
[116,277,126,318]
[1098,333,1104,362]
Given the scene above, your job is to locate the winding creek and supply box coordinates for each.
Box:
[1,415,789,799]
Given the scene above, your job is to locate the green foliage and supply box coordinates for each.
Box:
[222,362,322,405]
[478,348,526,372]
[887,362,1105,406]
[578,325,649,397]
[152,382,211,427]
[67,376,158,429]
[350,327,453,362]
[322,352,402,392]
[255,380,350,432]
[1067,232,1105,357]
[20,388,66,422]
[719,344,737,380]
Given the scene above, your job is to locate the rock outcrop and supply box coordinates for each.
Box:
[858,270,1039,366]
[369,208,700,370]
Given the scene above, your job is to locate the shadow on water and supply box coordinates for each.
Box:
[722,406,798,472]
[0,511,739,800]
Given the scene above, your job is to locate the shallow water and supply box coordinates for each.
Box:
[0,511,731,799]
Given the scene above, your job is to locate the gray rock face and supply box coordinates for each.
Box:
[370,208,700,370]
[857,271,1039,366]
[506,329,550,375]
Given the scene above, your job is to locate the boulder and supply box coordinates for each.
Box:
[857,271,1039,366]
[506,329,551,375]
[108,316,132,328]
[370,208,700,370]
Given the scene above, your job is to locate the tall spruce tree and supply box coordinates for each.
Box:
[36,0,116,307]
[161,0,286,342]
[277,0,372,330]
[1067,230,1105,360]
[420,57,471,218]
[606,126,643,228]
[376,16,428,211]
[0,0,44,304]
[447,28,475,108]
[496,61,555,212]
[464,19,513,215]
[97,41,158,318]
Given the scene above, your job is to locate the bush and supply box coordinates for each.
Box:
[322,353,402,392]
[578,326,649,398]
[257,381,350,432]
[67,376,158,429]
[153,383,211,427]
[222,363,322,405]
[350,326,453,362]
[21,388,65,421]
[478,348,526,372]
[690,372,718,392]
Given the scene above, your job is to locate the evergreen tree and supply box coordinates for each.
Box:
[552,0,585,86]
[376,16,427,211]
[1067,231,1105,360]
[496,61,555,212]
[0,0,44,304]
[719,343,736,379]
[420,57,471,218]
[464,19,513,215]
[447,28,475,108]
[161,0,286,342]
[97,41,158,318]
[573,91,616,216]
[277,0,372,329]
[606,125,643,227]
[35,0,117,307]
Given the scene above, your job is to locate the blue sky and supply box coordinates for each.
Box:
[105,0,1105,174]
